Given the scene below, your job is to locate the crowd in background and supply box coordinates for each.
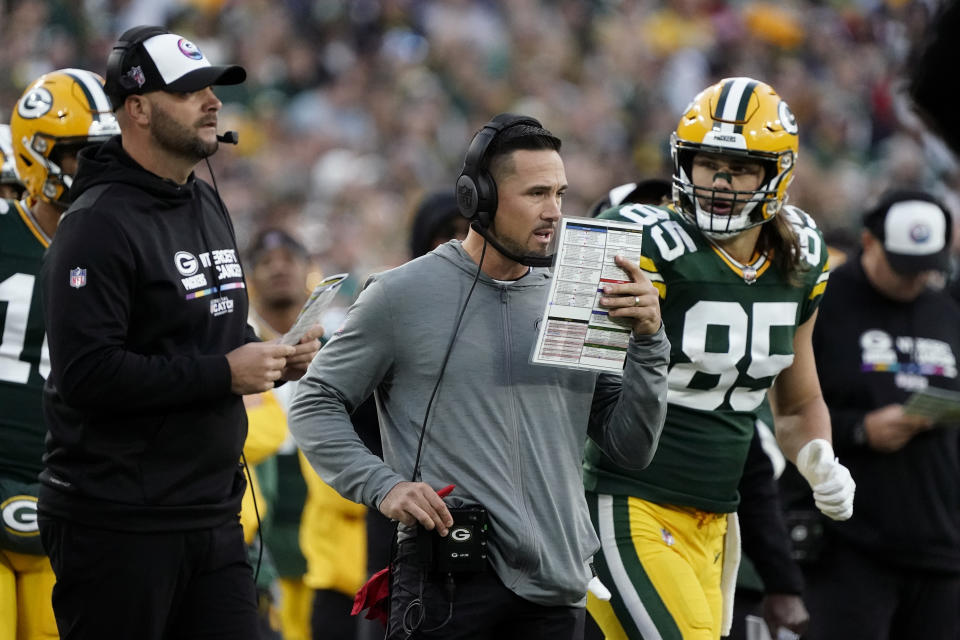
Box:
[1,0,956,286]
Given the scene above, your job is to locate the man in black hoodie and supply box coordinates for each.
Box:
[38,26,321,640]
[783,190,960,639]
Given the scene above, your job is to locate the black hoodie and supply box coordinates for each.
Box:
[39,136,257,531]
[783,256,960,572]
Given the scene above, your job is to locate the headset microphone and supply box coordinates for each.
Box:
[469,221,554,268]
[216,131,239,145]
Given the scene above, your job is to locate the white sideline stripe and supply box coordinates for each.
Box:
[597,494,664,640]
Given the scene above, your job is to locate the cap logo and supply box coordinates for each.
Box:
[126,65,146,88]
[177,38,204,60]
[16,87,53,119]
[457,183,474,211]
[910,223,931,243]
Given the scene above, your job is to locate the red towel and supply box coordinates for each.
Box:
[351,484,456,625]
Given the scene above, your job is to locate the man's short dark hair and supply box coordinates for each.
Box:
[485,124,561,181]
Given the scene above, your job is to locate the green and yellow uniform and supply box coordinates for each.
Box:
[0,198,58,640]
[584,203,828,640]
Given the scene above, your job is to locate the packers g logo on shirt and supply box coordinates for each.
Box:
[2,494,39,536]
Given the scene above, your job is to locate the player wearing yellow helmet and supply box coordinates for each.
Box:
[10,69,119,211]
[584,78,856,640]
[672,78,798,236]
[0,68,117,640]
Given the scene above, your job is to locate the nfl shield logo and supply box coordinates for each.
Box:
[126,65,146,88]
[69,267,86,289]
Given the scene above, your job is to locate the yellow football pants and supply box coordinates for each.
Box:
[0,550,58,640]
[586,494,727,640]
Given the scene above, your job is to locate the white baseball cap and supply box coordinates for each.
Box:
[865,190,952,274]
[105,26,245,107]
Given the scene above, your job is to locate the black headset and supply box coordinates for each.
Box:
[105,25,168,97]
[455,113,543,228]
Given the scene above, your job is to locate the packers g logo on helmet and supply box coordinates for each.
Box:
[10,68,119,209]
[671,77,799,238]
[16,87,54,119]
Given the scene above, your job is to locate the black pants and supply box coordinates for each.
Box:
[311,589,357,640]
[726,588,763,640]
[802,537,960,640]
[39,516,259,640]
[387,541,585,640]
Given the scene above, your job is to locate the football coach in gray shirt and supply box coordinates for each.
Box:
[289,113,669,640]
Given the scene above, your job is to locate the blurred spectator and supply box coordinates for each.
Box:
[243,228,313,640]
[407,190,470,258]
[0,1,952,287]
[909,0,960,158]
[783,190,960,639]
[244,228,367,640]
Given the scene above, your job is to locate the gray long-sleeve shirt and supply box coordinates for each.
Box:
[289,240,669,606]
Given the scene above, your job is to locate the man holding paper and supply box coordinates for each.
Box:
[38,26,321,639]
[289,113,669,639]
[781,189,960,639]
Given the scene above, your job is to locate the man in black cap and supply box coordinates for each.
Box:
[38,26,321,639]
[781,189,960,639]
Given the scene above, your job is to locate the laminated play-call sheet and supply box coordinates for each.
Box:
[532,216,643,372]
[280,273,349,345]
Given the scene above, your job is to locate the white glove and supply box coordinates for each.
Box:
[796,439,855,521]
[587,576,611,601]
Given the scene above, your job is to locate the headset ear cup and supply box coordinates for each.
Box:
[107,48,132,90]
[456,112,538,227]
[456,174,479,220]
[475,171,497,227]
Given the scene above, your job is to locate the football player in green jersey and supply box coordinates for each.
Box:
[583,77,856,640]
[0,69,118,640]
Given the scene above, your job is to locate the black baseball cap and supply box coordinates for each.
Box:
[105,26,245,107]
[863,189,953,274]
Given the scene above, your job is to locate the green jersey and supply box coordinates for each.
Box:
[0,198,51,483]
[584,203,829,513]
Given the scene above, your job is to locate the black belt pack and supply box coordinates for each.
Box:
[416,506,490,573]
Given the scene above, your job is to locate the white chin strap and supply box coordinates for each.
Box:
[694,197,762,238]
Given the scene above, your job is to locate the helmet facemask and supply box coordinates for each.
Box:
[27,136,111,208]
[672,138,795,238]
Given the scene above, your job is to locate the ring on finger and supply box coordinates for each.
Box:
[634,296,641,307]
